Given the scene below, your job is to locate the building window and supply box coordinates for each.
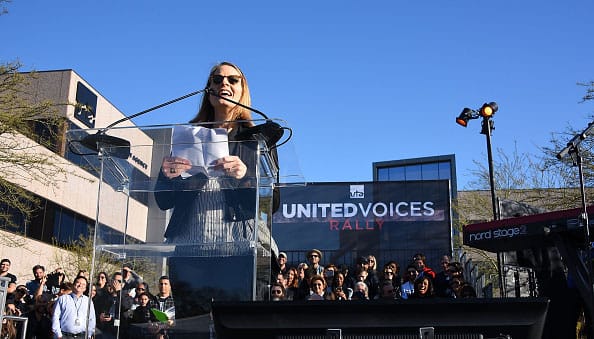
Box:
[1,191,140,246]
[376,159,453,182]
[373,154,457,199]
[439,161,452,179]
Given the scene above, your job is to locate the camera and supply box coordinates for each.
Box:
[46,271,65,289]
[324,270,334,278]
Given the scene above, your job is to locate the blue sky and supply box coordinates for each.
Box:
[3,1,594,189]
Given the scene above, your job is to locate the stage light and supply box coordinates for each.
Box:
[480,102,498,118]
[455,100,503,296]
[455,108,474,127]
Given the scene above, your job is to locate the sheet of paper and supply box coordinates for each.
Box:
[171,125,229,177]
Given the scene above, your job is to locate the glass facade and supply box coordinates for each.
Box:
[374,154,457,199]
[376,160,453,182]
[0,193,139,246]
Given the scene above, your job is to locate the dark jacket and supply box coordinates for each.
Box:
[95,290,134,334]
[130,305,154,324]
[154,125,280,239]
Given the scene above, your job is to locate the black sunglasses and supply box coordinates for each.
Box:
[271,290,282,294]
[211,74,242,85]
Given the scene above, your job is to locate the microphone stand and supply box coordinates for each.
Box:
[75,87,287,158]
[557,121,594,250]
[78,88,208,158]
[557,120,594,337]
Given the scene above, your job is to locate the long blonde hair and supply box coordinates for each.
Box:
[189,61,253,127]
[1,307,17,339]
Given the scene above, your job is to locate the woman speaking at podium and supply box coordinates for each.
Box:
[154,61,280,317]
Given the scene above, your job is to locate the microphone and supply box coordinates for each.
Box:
[205,88,285,147]
[77,88,208,158]
[235,121,285,147]
[556,121,594,160]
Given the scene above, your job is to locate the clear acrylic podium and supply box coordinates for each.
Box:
[66,120,302,338]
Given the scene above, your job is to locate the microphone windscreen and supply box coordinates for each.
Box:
[235,121,283,147]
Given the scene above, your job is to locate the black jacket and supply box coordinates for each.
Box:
[154,125,280,239]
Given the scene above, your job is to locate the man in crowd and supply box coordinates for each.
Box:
[378,279,398,300]
[0,258,17,284]
[305,249,324,276]
[412,253,436,279]
[401,264,419,299]
[277,252,289,275]
[121,263,142,296]
[434,254,452,297]
[52,276,96,339]
[26,265,49,299]
[96,272,133,339]
[151,276,175,338]
[151,276,175,321]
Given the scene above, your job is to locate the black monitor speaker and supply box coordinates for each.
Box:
[212,298,549,339]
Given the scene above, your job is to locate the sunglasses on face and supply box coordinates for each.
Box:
[271,289,282,294]
[211,74,242,85]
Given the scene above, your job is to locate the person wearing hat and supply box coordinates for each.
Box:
[277,252,289,275]
[305,249,324,277]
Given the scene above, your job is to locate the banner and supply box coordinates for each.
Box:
[272,180,452,267]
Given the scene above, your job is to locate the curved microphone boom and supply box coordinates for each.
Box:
[205,88,285,147]
[79,88,209,158]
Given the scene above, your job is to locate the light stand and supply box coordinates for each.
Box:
[456,102,505,297]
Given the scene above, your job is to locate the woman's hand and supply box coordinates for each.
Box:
[215,156,247,179]
[162,157,192,179]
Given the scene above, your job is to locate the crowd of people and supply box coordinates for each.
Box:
[270,250,478,301]
[0,250,478,338]
[1,259,174,339]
